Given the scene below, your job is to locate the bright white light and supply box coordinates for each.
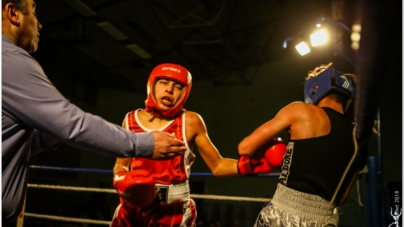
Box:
[310,29,327,47]
[352,23,361,32]
[351,42,360,50]
[316,23,322,28]
[351,23,361,51]
[351,32,361,42]
[295,42,311,56]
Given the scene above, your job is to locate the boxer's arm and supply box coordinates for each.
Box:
[112,118,132,175]
[112,125,155,208]
[187,111,239,177]
[238,102,302,156]
[113,157,131,175]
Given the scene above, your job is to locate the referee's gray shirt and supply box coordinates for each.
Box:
[2,34,154,223]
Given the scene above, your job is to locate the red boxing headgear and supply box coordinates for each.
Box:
[145,63,192,117]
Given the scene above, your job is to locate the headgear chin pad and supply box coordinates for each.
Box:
[304,66,354,109]
[145,63,192,117]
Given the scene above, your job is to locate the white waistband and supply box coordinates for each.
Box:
[156,181,190,204]
[271,183,334,221]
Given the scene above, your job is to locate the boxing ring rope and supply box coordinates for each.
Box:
[21,165,274,226]
[28,165,281,177]
[22,213,112,225]
[21,164,373,226]
[26,183,271,203]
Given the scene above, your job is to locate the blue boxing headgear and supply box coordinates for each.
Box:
[304,66,354,109]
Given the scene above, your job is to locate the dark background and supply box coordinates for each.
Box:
[23,0,402,226]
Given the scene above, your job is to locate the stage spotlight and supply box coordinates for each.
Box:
[351,23,361,50]
[295,42,311,56]
[310,29,327,47]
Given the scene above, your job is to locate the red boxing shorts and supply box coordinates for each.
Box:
[111,181,197,227]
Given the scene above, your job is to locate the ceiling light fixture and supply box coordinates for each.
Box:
[126,44,151,59]
[286,16,356,69]
[295,42,311,56]
[63,0,96,17]
[97,22,128,41]
[310,29,328,47]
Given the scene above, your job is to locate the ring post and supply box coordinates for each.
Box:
[367,156,382,227]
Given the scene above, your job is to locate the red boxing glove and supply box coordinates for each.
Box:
[238,137,286,175]
[238,154,271,175]
[265,137,286,167]
[113,170,156,207]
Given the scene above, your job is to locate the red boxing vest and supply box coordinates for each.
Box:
[125,109,195,184]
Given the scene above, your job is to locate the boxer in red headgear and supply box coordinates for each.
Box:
[144,63,192,118]
[110,63,286,227]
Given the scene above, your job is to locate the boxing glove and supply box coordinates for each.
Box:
[238,153,271,175]
[265,137,287,167]
[113,169,156,207]
[238,137,286,175]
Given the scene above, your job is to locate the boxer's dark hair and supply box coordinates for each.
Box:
[2,0,28,14]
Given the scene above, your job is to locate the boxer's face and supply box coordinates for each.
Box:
[154,79,184,111]
[17,0,42,53]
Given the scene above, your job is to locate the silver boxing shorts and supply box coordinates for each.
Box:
[254,184,339,227]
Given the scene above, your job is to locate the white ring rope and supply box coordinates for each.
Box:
[27,183,271,202]
[23,212,111,225]
[25,183,271,225]
[28,183,116,193]
[24,162,368,227]
[191,194,270,202]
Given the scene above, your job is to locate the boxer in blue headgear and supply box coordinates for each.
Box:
[304,64,355,111]
[239,63,361,227]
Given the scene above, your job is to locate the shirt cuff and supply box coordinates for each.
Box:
[134,132,154,158]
